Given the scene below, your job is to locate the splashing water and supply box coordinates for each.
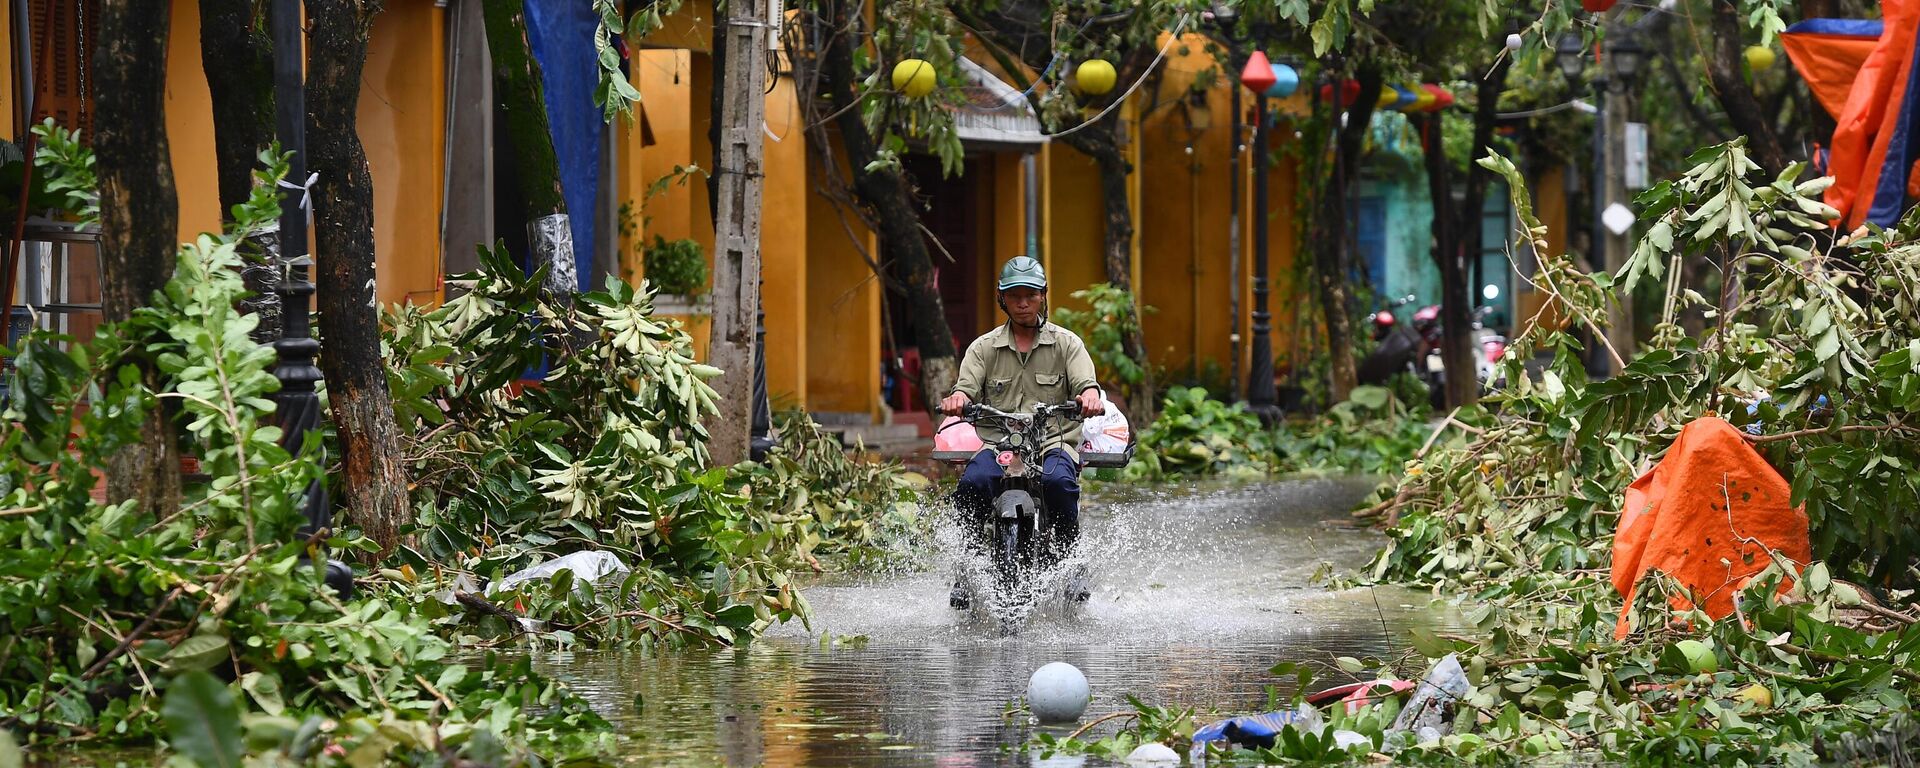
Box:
[537,477,1461,767]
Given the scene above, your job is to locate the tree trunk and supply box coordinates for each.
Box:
[307,0,411,558]
[1708,0,1789,174]
[816,0,957,408]
[1443,55,1512,407]
[1417,113,1471,409]
[706,0,769,466]
[481,0,574,301]
[1314,65,1382,405]
[1060,116,1156,421]
[95,0,182,517]
[199,0,282,343]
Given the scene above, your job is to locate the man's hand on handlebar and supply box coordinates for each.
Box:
[940,391,972,416]
[1076,389,1105,416]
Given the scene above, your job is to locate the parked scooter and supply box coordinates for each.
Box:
[1358,295,1422,386]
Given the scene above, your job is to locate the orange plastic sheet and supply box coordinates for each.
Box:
[1610,418,1811,640]
[1816,0,1920,228]
[1783,23,1881,119]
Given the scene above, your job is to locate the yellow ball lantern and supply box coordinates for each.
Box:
[892,58,937,98]
[1075,59,1118,96]
[1744,45,1776,72]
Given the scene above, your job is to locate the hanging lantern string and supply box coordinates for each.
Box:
[1043,11,1191,138]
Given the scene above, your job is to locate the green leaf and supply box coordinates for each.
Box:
[164,671,243,768]
[166,633,232,673]
[240,671,285,716]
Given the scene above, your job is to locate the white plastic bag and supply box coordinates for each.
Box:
[1080,392,1131,454]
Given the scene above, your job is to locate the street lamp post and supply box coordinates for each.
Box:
[1240,52,1280,421]
[1556,24,1643,377]
[272,0,350,596]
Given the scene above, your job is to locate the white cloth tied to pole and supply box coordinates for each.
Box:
[277,171,320,212]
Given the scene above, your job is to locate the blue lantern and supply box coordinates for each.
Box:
[1265,63,1299,98]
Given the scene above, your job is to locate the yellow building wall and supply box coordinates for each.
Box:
[0,5,13,141]
[166,0,222,240]
[804,149,879,418]
[760,77,807,405]
[361,0,447,306]
[1045,144,1107,316]
[164,0,445,308]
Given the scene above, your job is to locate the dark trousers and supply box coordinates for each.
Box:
[954,449,1081,558]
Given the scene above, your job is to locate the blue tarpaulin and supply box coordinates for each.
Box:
[525,0,604,291]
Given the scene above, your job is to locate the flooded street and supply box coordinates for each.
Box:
[541,476,1458,766]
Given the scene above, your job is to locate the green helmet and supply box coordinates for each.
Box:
[997,256,1047,291]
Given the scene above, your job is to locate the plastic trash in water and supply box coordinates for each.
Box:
[1388,654,1470,740]
[1191,703,1324,750]
[491,550,632,595]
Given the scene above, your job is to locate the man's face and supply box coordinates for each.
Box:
[1002,287,1045,325]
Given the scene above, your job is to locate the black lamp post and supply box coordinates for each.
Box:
[1241,59,1280,421]
[1556,21,1646,377]
[272,0,350,596]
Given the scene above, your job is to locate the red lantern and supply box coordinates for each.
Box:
[1240,51,1276,94]
[1318,79,1362,106]
[1582,0,1617,11]
[1421,84,1454,111]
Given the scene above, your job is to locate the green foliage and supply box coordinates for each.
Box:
[747,412,928,572]
[0,154,608,763]
[593,0,684,123]
[1050,283,1153,402]
[28,118,96,226]
[1274,385,1440,477]
[643,235,709,297]
[1030,696,1198,763]
[1127,386,1277,480]
[385,250,924,649]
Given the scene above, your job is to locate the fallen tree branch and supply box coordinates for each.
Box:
[1743,423,1912,444]
[1065,710,1140,741]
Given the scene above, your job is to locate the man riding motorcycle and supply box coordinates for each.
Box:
[939,257,1106,607]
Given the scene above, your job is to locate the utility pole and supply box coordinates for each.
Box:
[707,0,770,465]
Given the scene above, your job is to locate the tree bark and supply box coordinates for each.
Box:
[199,0,282,343]
[481,0,575,301]
[815,0,958,408]
[1708,0,1789,174]
[706,0,769,466]
[1314,64,1383,405]
[95,0,182,517]
[307,0,411,558]
[1424,53,1510,410]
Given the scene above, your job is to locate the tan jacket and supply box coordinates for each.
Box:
[951,322,1100,458]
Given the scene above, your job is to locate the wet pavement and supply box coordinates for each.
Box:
[541,476,1459,766]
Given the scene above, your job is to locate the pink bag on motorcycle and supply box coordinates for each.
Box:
[934,417,984,453]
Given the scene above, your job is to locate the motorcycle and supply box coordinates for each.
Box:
[932,401,1131,626]
[1358,294,1423,386]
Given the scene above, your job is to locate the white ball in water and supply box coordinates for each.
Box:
[1027,662,1091,723]
[1505,33,1524,51]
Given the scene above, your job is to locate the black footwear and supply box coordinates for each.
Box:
[1064,566,1091,604]
[949,580,971,610]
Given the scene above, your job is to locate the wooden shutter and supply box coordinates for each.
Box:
[28,0,99,140]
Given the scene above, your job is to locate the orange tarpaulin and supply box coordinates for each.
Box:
[1610,418,1811,640]
[1783,24,1882,119]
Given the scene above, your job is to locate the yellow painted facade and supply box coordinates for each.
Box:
[26,1,1571,423]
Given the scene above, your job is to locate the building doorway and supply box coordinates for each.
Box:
[885,154,993,415]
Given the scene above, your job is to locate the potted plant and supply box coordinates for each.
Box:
[644,235,708,314]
